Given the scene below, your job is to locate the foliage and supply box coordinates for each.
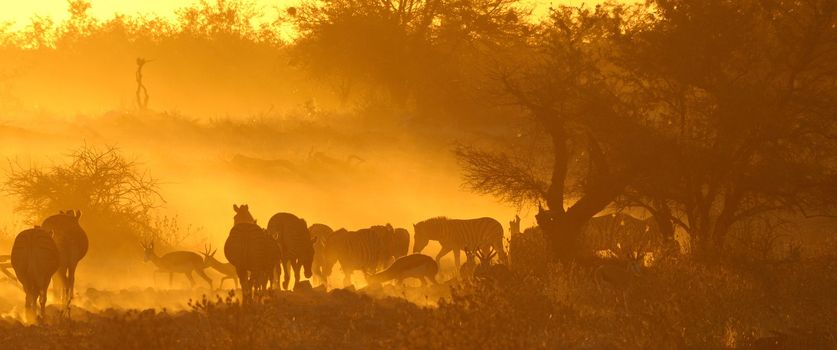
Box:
[0,250,834,349]
[456,0,837,259]
[3,145,161,222]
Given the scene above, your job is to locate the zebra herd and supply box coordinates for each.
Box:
[7,210,87,321]
[222,204,508,300]
[4,205,510,320]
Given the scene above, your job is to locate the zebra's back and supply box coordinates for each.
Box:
[11,228,60,292]
[436,217,503,249]
[333,228,387,272]
[225,223,278,272]
[267,213,312,261]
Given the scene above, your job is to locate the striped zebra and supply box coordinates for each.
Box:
[225,205,279,301]
[267,212,314,290]
[41,210,87,307]
[413,217,507,276]
[323,227,388,288]
[370,224,405,266]
[308,223,334,286]
[392,227,410,258]
[11,227,59,322]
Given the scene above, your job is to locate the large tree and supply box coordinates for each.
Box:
[620,0,837,257]
[458,0,837,260]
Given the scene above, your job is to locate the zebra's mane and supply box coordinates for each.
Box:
[417,216,448,225]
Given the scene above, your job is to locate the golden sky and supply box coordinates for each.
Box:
[0,0,602,30]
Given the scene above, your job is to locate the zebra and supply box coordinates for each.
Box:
[225,205,279,301]
[11,226,59,322]
[371,224,407,266]
[41,210,88,307]
[267,212,314,290]
[233,204,256,225]
[392,227,410,258]
[308,223,334,286]
[412,217,507,276]
[323,227,389,288]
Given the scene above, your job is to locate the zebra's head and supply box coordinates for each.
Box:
[233,204,256,225]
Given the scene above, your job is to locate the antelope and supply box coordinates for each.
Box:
[201,244,239,289]
[11,227,59,322]
[42,210,87,307]
[459,246,478,281]
[593,252,645,312]
[367,254,439,286]
[473,246,513,283]
[0,254,17,282]
[141,240,213,289]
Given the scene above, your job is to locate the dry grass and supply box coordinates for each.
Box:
[0,251,833,350]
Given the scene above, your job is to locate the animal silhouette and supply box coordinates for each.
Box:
[41,210,87,306]
[11,227,59,322]
[0,254,17,282]
[267,212,314,290]
[201,244,239,289]
[413,217,507,276]
[459,246,478,281]
[308,223,334,286]
[323,227,389,288]
[367,254,439,286]
[594,253,646,312]
[233,204,256,224]
[142,240,213,288]
[373,224,410,266]
[225,205,280,301]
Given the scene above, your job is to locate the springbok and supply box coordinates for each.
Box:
[141,240,212,289]
[11,227,59,322]
[594,253,646,312]
[0,254,17,282]
[367,254,438,287]
[459,247,478,281]
[201,244,239,289]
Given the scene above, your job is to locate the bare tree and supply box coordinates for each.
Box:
[3,145,168,266]
[4,145,162,221]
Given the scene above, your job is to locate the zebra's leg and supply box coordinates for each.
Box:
[292,261,302,290]
[343,268,353,288]
[52,268,67,304]
[24,291,35,322]
[67,263,77,307]
[435,246,451,267]
[453,249,462,277]
[282,261,292,290]
[38,286,48,321]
